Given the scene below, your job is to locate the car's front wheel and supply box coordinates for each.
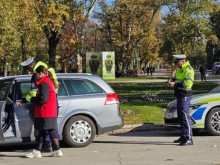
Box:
[63,115,96,147]
[205,108,220,136]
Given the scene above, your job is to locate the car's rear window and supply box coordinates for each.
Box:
[64,79,104,95]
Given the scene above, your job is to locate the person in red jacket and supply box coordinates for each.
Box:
[26,65,63,158]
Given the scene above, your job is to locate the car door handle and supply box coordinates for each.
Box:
[58,104,63,107]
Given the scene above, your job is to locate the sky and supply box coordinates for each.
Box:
[161,0,220,15]
[92,0,220,22]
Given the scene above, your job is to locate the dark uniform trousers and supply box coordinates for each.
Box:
[176,96,192,140]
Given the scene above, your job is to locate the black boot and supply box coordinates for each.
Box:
[179,139,193,146]
[173,137,184,143]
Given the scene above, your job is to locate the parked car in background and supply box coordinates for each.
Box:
[0,73,123,147]
[212,62,220,75]
[164,85,220,136]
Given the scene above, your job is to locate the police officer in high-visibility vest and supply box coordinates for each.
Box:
[168,54,194,146]
[16,57,48,105]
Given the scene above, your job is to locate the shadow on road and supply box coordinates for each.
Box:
[93,140,178,146]
[92,127,209,146]
[109,126,209,137]
[0,154,25,158]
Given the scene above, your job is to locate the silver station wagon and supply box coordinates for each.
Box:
[0,73,123,147]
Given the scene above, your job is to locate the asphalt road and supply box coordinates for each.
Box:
[1,129,220,165]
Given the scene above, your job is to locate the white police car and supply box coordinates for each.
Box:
[164,85,220,135]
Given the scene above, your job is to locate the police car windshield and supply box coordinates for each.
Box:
[209,86,220,93]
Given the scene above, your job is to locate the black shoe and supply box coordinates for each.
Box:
[179,139,193,146]
[173,137,184,143]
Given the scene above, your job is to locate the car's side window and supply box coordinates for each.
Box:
[16,82,31,100]
[57,80,68,96]
[64,79,103,95]
[17,81,68,99]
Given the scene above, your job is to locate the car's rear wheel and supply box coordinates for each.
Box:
[205,108,220,136]
[63,115,96,147]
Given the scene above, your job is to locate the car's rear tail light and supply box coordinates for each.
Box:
[105,93,119,105]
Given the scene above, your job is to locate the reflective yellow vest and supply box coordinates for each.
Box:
[174,61,194,97]
[48,67,59,93]
[33,61,48,72]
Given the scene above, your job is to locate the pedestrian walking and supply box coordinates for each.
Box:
[199,65,207,81]
[146,67,150,76]
[168,54,194,146]
[25,65,63,158]
[150,67,154,76]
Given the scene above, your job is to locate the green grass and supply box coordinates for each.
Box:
[109,81,219,125]
[105,77,167,81]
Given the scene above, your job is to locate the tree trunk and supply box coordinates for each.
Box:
[76,24,86,73]
[44,27,61,68]
[70,0,98,73]
[48,41,56,68]
[21,35,27,61]
[3,54,7,77]
[21,35,27,74]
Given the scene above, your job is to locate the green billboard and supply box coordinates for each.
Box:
[86,52,102,76]
[102,51,115,79]
[86,51,115,79]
